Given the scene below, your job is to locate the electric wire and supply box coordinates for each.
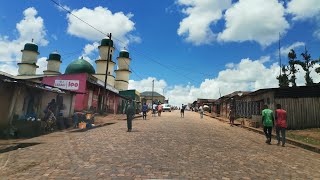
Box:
[49,0,204,84]
[113,47,143,80]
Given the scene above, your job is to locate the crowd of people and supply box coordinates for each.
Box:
[127,101,287,147]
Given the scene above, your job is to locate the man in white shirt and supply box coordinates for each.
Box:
[199,105,204,119]
[152,103,157,117]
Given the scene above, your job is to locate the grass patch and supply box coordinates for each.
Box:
[287,131,320,146]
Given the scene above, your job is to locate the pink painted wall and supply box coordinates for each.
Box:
[42,73,88,111]
[42,73,121,113]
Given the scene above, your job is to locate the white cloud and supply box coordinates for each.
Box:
[177,0,232,45]
[36,57,47,74]
[56,4,71,12]
[16,7,48,46]
[314,29,320,39]
[0,62,18,75]
[128,77,167,94]
[294,64,320,85]
[279,41,305,57]
[67,6,138,47]
[218,0,289,47]
[129,56,320,106]
[83,42,99,55]
[287,0,320,21]
[258,56,271,63]
[80,42,99,64]
[286,0,320,40]
[0,7,48,75]
[51,34,58,40]
[225,63,234,69]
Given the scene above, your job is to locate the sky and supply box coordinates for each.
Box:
[1,0,320,106]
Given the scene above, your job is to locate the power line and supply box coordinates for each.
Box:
[50,0,109,38]
[50,0,204,84]
[114,47,143,80]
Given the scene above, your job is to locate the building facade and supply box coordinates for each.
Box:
[140,91,165,106]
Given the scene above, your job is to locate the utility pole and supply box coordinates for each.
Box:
[151,79,154,105]
[279,32,281,76]
[102,33,112,113]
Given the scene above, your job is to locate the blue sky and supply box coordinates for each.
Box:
[1,0,320,105]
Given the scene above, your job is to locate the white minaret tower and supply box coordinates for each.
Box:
[43,51,62,75]
[18,41,39,75]
[115,49,131,90]
[94,37,116,87]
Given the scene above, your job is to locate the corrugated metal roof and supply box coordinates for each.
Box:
[141,91,164,97]
[246,85,320,98]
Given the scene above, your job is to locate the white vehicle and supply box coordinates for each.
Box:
[162,104,171,112]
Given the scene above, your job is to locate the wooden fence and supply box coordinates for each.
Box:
[275,97,320,129]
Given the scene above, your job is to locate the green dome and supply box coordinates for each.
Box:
[48,51,61,61]
[100,37,113,47]
[22,43,39,53]
[65,58,95,74]
[119,50,130,58]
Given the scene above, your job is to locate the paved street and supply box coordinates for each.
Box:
[1,111,320,179]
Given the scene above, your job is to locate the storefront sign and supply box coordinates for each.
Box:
[54,80,80,90]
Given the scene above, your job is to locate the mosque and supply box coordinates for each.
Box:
[16,37,133,113]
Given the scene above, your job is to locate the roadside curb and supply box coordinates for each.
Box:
[203,113,320,154]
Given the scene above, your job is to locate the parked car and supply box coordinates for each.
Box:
[162,104,171,112]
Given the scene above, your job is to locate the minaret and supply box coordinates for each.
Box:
[115,49,131,90]
[18,41,39,75]
[94,37,116,87]
[43,51,62,75]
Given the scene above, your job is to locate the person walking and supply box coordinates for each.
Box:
[229,108,235,126]
[152,102,157,117]
[126,99,135,132]
[199,105,204,119]
[157,103,163,117]
[142,102,148,120]
[262,104,274,145]
[180,104,185,118]
[275,104,287,147]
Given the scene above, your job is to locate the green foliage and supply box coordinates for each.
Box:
[278,47,320,86]
[288,49,299,87]
[277,66,289,87]
[297,48,318,86]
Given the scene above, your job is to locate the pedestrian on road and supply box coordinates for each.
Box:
[126,99,135,132]
[199,105,204,119]
[262,104,274,145]
[275,104,287,147]
[152,102,157,117]
[229,108,235,126]
[181,104,185,118]
[142,102,148,120]
[157,103,163,116]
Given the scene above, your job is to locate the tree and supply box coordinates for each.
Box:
[287,49,299,87]
[316,66,320,74]
[315,58,320,76]
[276,66,289,87]
[296,47,318,86]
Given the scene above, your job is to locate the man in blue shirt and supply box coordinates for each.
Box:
[142,102,148,120]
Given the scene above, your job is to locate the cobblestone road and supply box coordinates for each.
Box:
[1,111,320,179]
